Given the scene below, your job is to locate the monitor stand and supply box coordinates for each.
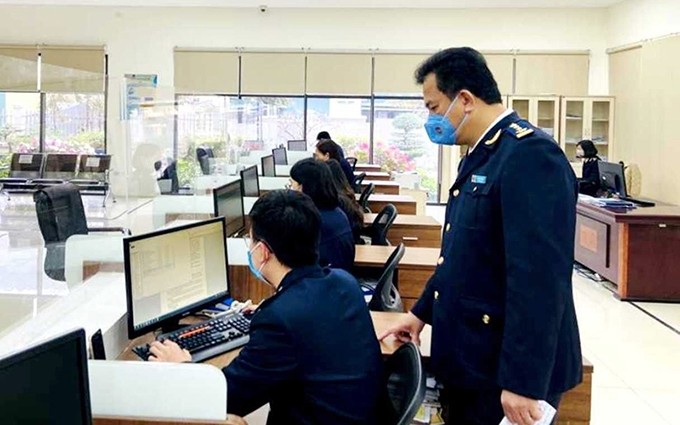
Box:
[160,318,192,335]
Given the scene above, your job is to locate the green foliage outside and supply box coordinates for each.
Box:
[0,154,9,178]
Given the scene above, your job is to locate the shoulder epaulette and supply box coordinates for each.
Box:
[506,122,535,139]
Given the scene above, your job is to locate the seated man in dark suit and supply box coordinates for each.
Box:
[149,190,383,425]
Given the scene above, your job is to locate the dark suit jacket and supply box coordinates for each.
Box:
[411,112,582,400]
[340,159,356,186]
[224,265,383,425]
[318,207,356,273]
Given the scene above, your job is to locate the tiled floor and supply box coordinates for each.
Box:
[0,201,678,424]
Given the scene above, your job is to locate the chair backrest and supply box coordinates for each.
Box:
[346,156,358,170]
[368,243,405,312]
[624,162,642,197]
[9,152,44,179]
[77,154,111,181]
[354,171,367,193]
[370,204,398,246]
[42,153,78,180]
[359,183,374,213]
[33,183,89,281]
[382,341,426,425]
[196,146,214,175]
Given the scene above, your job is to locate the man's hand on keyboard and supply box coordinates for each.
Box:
[148,340,192,363]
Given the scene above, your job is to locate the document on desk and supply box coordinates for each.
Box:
[499,400,555,425]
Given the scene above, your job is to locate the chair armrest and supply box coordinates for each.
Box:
[88,227,132,236]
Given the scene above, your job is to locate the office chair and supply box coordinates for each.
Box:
[624,162,642,197]
[346,156,358,170]
[196,146,214,175]
[360,243,405,312]
[381,341,426,425]
[354,172,367,193]
[34,183,130,282]
[361,204,398,246]
[358,183,374,214]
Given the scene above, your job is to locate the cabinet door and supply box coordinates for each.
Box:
[510,97,531,121]
[536,97,559,141]
[589,99,613,161]
[562,98,587,162]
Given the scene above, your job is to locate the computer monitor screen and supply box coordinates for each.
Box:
[287,140,307,151]
[272,147,288,165]
[261,154,276,177]
[598,161,628,197]
[124,218,230,338]
[213,180,245,237]
[240,164,260,197]
[0,329,92,425]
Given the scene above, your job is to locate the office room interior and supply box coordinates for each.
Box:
[0,0,679,424]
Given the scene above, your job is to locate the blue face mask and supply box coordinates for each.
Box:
[424,96,468,145]
[247,242,266,282]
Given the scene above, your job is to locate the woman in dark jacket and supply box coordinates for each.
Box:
[289,158,355,273]
[576,139,601,196]
[314,139,355,188]
[327,159,364,243]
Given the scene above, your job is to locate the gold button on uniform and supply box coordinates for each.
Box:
[482,314,490,325]
[453,189,460,197]
[445,223,451,232]
[437,256,444,265]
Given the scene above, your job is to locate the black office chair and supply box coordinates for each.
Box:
[362,204,398,246]
[381,341,426,425]
[346,156,358,170]
[358,183,374,214]
[360,243,405,312]
[354,172,367,193]
[34,183,130,281]
[196,146,214,175]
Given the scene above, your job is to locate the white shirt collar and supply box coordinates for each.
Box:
[468,108,514,154]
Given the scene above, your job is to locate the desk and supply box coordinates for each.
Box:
[357,193,417,215]
[356,171,391,181]
[575,201,680,301]
[364,214,441,248]
[359,180,400,195]
[118,312,592,425]
[355,164,382,172]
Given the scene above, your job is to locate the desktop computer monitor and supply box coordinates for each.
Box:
[261,154,276,177]
[240,164,260,197]
[0,329,92,425]
[43,153,78,179]
[272,147,288,165]
[598,161,628,197]
[213,180,245,237]
[287,140,307,151]
[124,217,230,338]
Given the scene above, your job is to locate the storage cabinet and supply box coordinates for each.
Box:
[508,96,561,141]
[560,97,614,162]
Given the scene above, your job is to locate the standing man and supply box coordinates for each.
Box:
[380,47,582,425]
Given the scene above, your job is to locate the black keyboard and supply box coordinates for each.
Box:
[132,313,251,363]
[620,196,656,207]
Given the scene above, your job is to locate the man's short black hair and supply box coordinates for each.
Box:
[249,190,320,268]
[290,158,339,210]
[415,47,503,105]
[316,131,331,140]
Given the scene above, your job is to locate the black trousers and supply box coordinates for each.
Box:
[440,387,562,425]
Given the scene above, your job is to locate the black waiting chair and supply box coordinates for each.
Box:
[361,243,405,312]
[34,183,130,281]
[362,204,398,246]
[354,171,367,193]
[346,156,358,170]
[381,341,426,425]
[358,183,374,214]
[196,146,214,175]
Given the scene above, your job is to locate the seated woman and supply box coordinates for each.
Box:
[314,139,355,188]
[289,158,355,273]
[576,139,601,196]
[327,159,364,243]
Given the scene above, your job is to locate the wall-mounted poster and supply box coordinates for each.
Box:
[123,74,158,119]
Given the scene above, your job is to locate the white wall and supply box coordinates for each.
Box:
[608,0,680,47]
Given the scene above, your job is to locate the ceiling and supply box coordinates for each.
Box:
[0,0,625,8]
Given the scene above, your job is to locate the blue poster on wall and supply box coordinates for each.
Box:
[123,74,158,120]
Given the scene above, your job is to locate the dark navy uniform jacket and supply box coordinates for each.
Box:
[224,265,383,425]
[318,207,356,273]
[411,112,582,400]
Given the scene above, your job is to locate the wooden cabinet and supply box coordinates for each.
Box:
[560,97,614,162]
[508,96,561,141]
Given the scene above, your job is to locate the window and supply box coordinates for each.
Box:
[0,92,40,155]
[373,98,439,202]
[44,93,105,154]
[306,97,371,155]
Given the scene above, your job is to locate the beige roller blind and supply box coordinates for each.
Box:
[373,54,431,95]
[40,47,106,93]
[306,53,372,95]
[0,46,39,91]
[609,46,641,165]
[174,50,239,94]
[482,53,514,95]
[240,52,305,95]
[515,53,589,96]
